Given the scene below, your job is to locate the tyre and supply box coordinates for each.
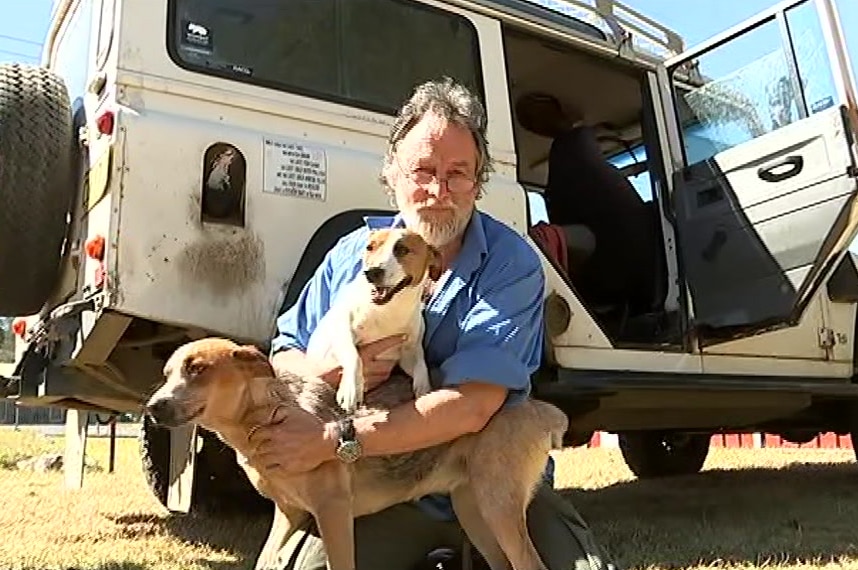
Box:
[618,431,710,479]
[138,416,272,516]
[139,415,171,508]
[0,63,77,316]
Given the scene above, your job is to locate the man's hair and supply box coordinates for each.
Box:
[381,77,493,198]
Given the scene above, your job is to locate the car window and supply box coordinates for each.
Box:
[669,1,838,167]
[167,0,484,116]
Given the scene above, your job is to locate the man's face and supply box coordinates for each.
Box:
[387,112,480,248]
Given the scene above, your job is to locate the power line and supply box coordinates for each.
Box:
[0,33,42,47]
[0,49,41,61]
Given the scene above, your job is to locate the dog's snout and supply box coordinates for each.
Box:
[364,267,385,285]
[146,398,177,426]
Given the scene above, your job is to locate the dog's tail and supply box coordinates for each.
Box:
[532,400,569,450]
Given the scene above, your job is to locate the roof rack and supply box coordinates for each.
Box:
[533,0,686,60]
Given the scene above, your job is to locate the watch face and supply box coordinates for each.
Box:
[337,440,362,463]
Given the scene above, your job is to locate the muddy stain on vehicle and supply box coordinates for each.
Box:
[177,230,266,295]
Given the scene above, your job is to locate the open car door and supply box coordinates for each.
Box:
[656,0,858,344]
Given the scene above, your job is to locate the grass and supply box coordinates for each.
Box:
[0,426,64,469]
[2,426,858,570]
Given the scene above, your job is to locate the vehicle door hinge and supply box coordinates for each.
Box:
[818,327,836,347]
[818,327,836,355]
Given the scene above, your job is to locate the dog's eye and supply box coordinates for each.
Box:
[183,357,207,376]
[366,243,375,252]
[393,243,410,257]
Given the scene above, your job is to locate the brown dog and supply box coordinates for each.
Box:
[145,337,569,570]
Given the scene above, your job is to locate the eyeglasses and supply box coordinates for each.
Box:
[395,155,477,194]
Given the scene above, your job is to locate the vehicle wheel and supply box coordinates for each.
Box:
[0,63,77,316]
[618,431,711,479]
[139,416,272,516]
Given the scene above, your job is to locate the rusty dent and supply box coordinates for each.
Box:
[177,230,266,295]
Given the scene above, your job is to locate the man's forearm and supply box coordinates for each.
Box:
[271,348,340,387]
[331,382,507,456]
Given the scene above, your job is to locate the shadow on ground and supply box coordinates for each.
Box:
[562,460,858,569]
[106,509,271,570]
[105,461,858,569]
[18,562,150,570]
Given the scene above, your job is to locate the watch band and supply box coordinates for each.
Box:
[338,417,356,443]
[335,417,362,463]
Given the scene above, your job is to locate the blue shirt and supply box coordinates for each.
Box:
[270,209,551,521]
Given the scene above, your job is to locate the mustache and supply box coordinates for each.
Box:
[416,201,457,211]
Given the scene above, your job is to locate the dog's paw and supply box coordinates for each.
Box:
[336,370,364,413]
[411,367,432,398]
[336,383,360,412]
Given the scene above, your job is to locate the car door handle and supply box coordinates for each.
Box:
[757,155,804,183]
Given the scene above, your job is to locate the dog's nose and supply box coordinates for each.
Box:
[145,398,176,426]
[364,267,385,285]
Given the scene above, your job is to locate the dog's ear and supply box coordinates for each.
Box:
[427,245,443,281]
[232,344,267,362]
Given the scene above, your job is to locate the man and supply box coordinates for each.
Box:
[247,78,618,570]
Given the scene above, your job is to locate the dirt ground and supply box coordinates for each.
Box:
[1,426,857,570]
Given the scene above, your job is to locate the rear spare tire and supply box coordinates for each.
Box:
[0,63,76,316]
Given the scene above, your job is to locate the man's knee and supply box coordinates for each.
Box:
[527,484,591,529]
[525,484,620,570]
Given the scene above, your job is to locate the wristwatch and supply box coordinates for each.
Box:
[334,417,362,463]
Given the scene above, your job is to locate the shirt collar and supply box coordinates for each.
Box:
[363,214,405,230]
[452,209,487,276]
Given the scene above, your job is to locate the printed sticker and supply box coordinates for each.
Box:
[262,137,328,202]
[180,20,213,54]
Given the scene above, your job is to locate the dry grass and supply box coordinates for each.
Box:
[1,426,858,570]
[556,446,858,569]
[0,426,64,469]
[0,427,269,570]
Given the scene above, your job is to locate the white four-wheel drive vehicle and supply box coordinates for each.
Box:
[2,0,858,515]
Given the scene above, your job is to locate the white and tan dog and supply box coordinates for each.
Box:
[305,227,441,413]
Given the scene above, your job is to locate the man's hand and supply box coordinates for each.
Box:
[247,405,338,473]
[250,334,412,474]
[272,334,407,389]
[359,334,409,390]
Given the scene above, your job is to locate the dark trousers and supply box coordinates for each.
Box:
[265,483,620,570]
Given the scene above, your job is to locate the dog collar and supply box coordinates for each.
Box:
[246,404,287,442]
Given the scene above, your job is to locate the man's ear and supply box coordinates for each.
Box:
[381,160,397,190]
[427,245,442,281]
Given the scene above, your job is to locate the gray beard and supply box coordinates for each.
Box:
[402,209,471,248]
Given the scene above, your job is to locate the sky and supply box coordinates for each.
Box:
[0,1,52,64]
